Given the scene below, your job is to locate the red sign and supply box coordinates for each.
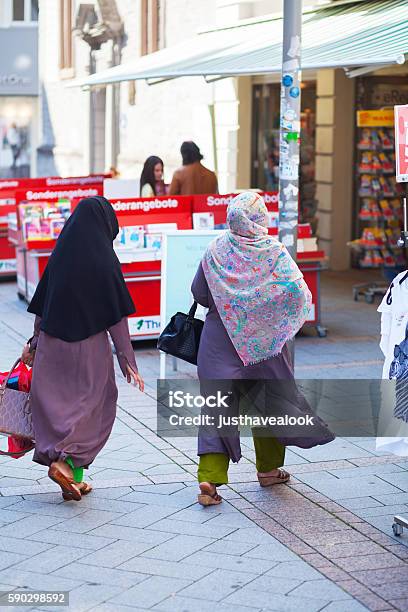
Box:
[109,195,193,229]
[0,174,109,191]
[395,105,408,182]
[110,195,192,215]
[192,192,279,229]
[15,184,103,205]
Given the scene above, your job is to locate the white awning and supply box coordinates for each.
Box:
[73,0,408,88]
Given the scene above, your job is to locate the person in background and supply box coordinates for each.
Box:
[109,166,120,178]
[169,141,218,195]
[22,196,144,502]
[7,123,20,169]
[140,155,167,197]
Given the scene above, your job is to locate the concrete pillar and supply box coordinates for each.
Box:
[315,69,355,270]
[213,78,239,193]
[236,76,252,189]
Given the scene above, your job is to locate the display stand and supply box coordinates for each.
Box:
[0,202,16,277]
[11,189,326,342]
[297,251,328,337]
[13,194,194,339]
[1,175,107,280]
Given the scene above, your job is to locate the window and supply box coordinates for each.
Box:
[12,0,38,21]
[31,0,38,21]
[13,0,25,21]
[60,0,73,71]
[141,0,159,55]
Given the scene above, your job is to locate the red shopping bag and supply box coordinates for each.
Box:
[0,362,34,458]
[0,361,32,392]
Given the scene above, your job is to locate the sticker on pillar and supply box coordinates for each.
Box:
[283,59,299,71]
[283,184,299,198]
[282,234,294,247]
[279,221,295,230]
[282,120,300,132]
[283,109,297,121]
[285,200,298,211]
[282,210,298,221]
[282,74,293,87]
[285,132,299,143]
[288,35,301,59]
[280,142,290,156]
[289,87,300,98]
[280,159,299,180]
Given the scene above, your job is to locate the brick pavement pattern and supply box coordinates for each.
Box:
[0,273,407,611]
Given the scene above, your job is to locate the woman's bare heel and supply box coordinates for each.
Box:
[198,482,222,506]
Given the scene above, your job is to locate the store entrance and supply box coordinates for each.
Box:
[251,81,317,229]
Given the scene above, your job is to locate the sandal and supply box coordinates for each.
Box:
[48,464,82,502]
[62,481,93,501]
[257,468,290,487]
[198,482,222,506]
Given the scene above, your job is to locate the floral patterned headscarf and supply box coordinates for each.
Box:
[202,191,312,366]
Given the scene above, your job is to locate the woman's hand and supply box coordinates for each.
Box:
[126,364,144,392]
[21,344,35,367]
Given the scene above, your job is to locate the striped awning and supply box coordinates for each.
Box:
[75,0,408,87]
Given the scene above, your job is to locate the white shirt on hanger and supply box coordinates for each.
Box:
[377,271,408,455]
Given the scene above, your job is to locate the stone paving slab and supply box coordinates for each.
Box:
[2,276,408,610]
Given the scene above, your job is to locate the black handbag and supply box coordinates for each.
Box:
[157,301,204,365]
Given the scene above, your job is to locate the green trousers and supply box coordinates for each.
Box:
[197,432,285,486]
[65,456,84,484]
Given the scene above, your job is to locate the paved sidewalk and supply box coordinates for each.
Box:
[0,273,407,611]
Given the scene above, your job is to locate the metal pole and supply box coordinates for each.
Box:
[278,0,302,366]
[278,0,302,260]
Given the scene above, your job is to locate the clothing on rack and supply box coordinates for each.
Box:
[376,270,408,455]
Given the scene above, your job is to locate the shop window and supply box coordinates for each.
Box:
[31,0,38,21]
[141,0,159,55]
[352,76,408,271]
[60,0,74,72]
[12,0,25,20]
[12,0,38,21]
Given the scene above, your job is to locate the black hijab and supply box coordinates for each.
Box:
[28,196,135,342]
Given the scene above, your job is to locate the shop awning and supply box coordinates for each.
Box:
[74,0,408,87]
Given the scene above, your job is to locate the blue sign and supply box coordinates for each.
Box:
[282,74,293,87]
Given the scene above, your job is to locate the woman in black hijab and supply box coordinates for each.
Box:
[22,196,144,501]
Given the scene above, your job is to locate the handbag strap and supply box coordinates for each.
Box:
[187,301,198,321]
[0,358,22,394]
[0,446,34,457]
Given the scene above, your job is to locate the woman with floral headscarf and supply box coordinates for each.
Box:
[191,191,332,506]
